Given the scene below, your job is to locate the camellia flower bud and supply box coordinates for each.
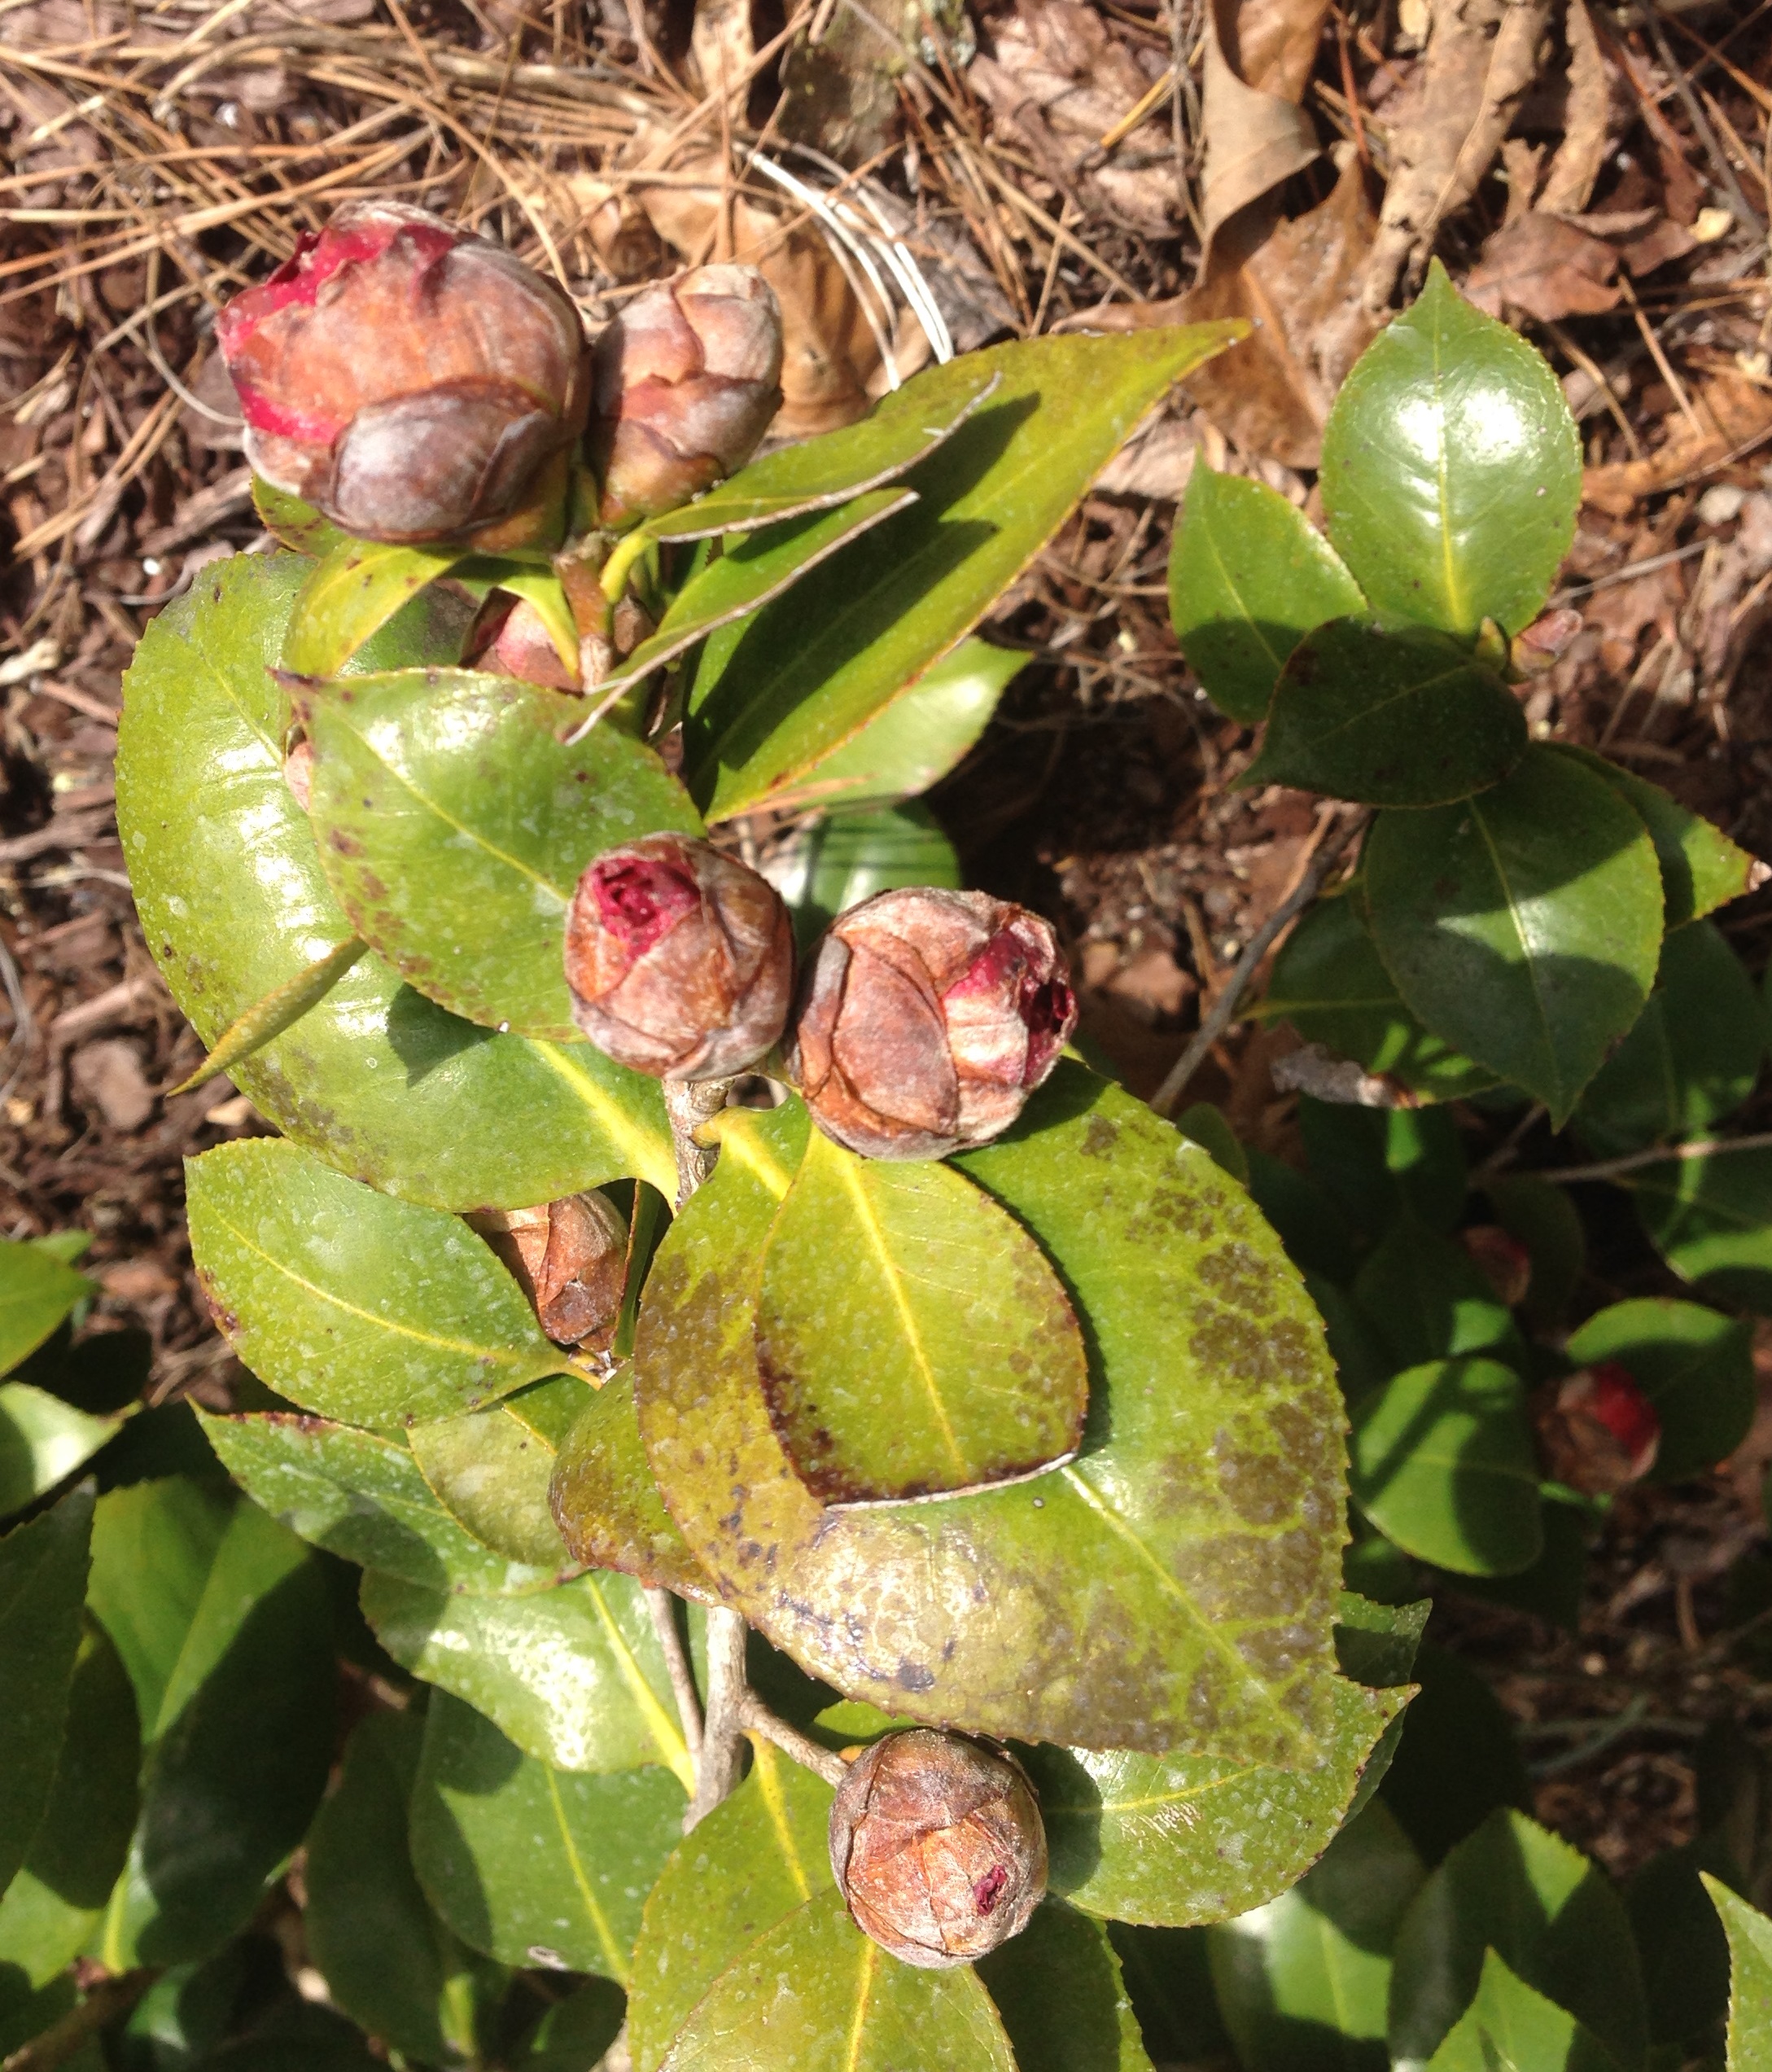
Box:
[588,265,784,526]
[564,834,793,1080]
[785,889,1078,1161]
[469,1191,628,1350]
[1534,1362,1660,1496]
[829,1730,1047,1969]
[217,200,587,544]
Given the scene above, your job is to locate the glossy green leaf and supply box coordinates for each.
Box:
[0,1490,91,1895]
[186,1138,565,1426]
[1573,921,1765,1156]
[645,358,1003,541]
[656,1889,1016,2072]
[116,550,679,1211]
[1626,1148,1772,1311]
[1319,261,1581,638]
[549,1372,720,1604]
[684,325,1245,819]
[1350,1360,1542,1578]
[1388,1807,1647,2072]
[307,668,702,1040]
[1364,747,1664,1124]
[1425,1948,1621,2072]
[1551,744,1762,930]
[407,1375,593,1568]
[1168,467,1366,725]
[0,1619,138,1987]
[199,1411,563,1595]
[1377,1642,1529,1867]
[1209,1801,1424,2072]
[167,937,367,1096]
[755,1127,1089,1503]
[1246,620,1525,806]
[516,1979,628,2072]
[0,1239,92,1377]
[1024,1673,1408,1928]
[628,1739,834,2072]
[1352,1217,1522,1371]
[0,1383,116,1516]
[1565,1299,1755,1483]
[636,1067,1350,1760]
[86,1478,335,1966]
[978,1901,1156,2072]
[360,1566,694,1787]
[1298,1095,1469,1238]
[1703,1876,1772,2072]
[283,536,469,677]
[1264,891,1498,1102]
[252,475,345,557]
[409,1689,684,1979]
[764,800,961,950]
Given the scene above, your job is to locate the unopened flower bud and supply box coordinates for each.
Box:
[785,889,1077,1161]
[829,1730,1046,1969]
[1459,1224,1531,1308]
[467,592,580,693]
[588,265,783,526]
[217,201,587,543]
[469,1191,627,1350]
[564,834,793,1080]
[1534,1362,1660,1495]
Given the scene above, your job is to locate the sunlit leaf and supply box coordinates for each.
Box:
[764,801,961,951]
[166,938,366,1097]
[408,1375,593,1568]
[978,1901,1156,2072]
[1702,1875,1772,2072]
[1551,744,1762,931]
[1425,1948,1621,2072]
[0,1384,116,1518]
[549,1373,720,1605]
[0,1239,92,1377]
[282,537,468,677]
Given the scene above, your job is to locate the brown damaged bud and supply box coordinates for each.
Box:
[564,834,794,1080]
[829,1730,1047,1969]
[1534,1362,1660,1496]
[588,265,783,527]
[785,889,1078,1160]
[469,1191,627,1349]
[217,200,588,544]
[1459,1224,1532,1308]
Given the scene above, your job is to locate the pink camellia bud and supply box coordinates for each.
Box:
[1534,1361,1660,1496]
[1459,1224,1532,1308]
[466,592,580,694]
[785,889,1078,1161]
[564,834,794,1080]
[217,200,587,544]
[588,265,784,527]
[829,1730,1047,1969]
[468,1192,627,1351]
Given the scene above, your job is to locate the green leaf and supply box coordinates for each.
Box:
[1024,1672,1408,1928]
[1364,746,1664,1124]
[1299,1095,1469,1237]
[549,1372,720,1604]
[360,1566,694,1788]
[1626,1148,1772,1311]
[1352,1217,1523,1371]
[186,1139,566,1426]
[0,1490,91,1895]
[199,1411,564,1595]
[0,1239,92,1377]
[1565,1298,1756,1483]
[1573,921,1765,1157]
[1319,260,1581,638]
[765,800,961,951]
[407,1376,593,1569]
[116,550,678,1211]
[1703,1875,1772,2072]
[1550,745,1762,929]
[306,1710,496,2067]
[1176,1101,1248,1184]
[684,325,1245,820]
[654,1889,1016,2072]
[634,1067,1350,1760]
[644,358,1004,541]
[1424,1948,1622,2072]
[1209,1800,1425,2072]
[1168,467,1366,725]
[1264,891,1499,1102]
[306,668,701,1040]
[978,1900,1156,2072]
[755,1128,1090,1503]
[282,537,469,677]
[86,1478,335,1966]
[167,937,367,1097]
[1377,1642,1530,1867]
[1484,1174,1586,1330]
[252,475,345,557]
[0,1383,116,1517]
[515,1980,628,2072]
[1350,1360,1542,1578]
[409,1689,684,1980]
[628,1738,833,2072]
[1246,620,1525,807]
[1627,1838,1736,2048]
[1388,1807,1647,2071]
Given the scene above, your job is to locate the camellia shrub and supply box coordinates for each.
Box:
[2,204,1770,2070]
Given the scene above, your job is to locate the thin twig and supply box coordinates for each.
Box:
[685,1604,750,1831]
[2,1972,159,2072]
[739,1698,851,1789]
[1537,1129,1772,1187]
[645,1586,702,1758]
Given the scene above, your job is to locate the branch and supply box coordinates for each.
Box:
[684,1605,750,1831]
[2,1973,158,2072]
[662,1075,733,1207]
[644,1586,702,1758]
[1538,1129,1772,1188]
[737,1697,851,1789]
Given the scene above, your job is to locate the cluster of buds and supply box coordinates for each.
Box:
[1533,1363,1660,1496]
[469,1192,628,1351]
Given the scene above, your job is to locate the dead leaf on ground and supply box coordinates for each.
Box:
[1466,212,1622,324]
[1538,0,1617,213]
[72,1039,155,1133]
[1198,0,1328,261]
[1584,374,1772,516]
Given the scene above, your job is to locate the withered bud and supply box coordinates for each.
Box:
[588,265,783,527]
[1510,607,1584,677]
[217,200,587,544]
[1534,1362,1660,1496]
[466,592,581,694]
[469,1191,627,1350]
[785,889,1078,1161]
[564,834,794,1080]
[829,1730,1047,1969]
[1459,1224,1532,1308]
[283,737,316,814]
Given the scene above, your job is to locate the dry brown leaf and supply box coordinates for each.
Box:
[1538,0,1616,214]
[1199,0,1328,261]
[1465,212,1622,324]
[777,0,917,165]
[1583,373,1772,517]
